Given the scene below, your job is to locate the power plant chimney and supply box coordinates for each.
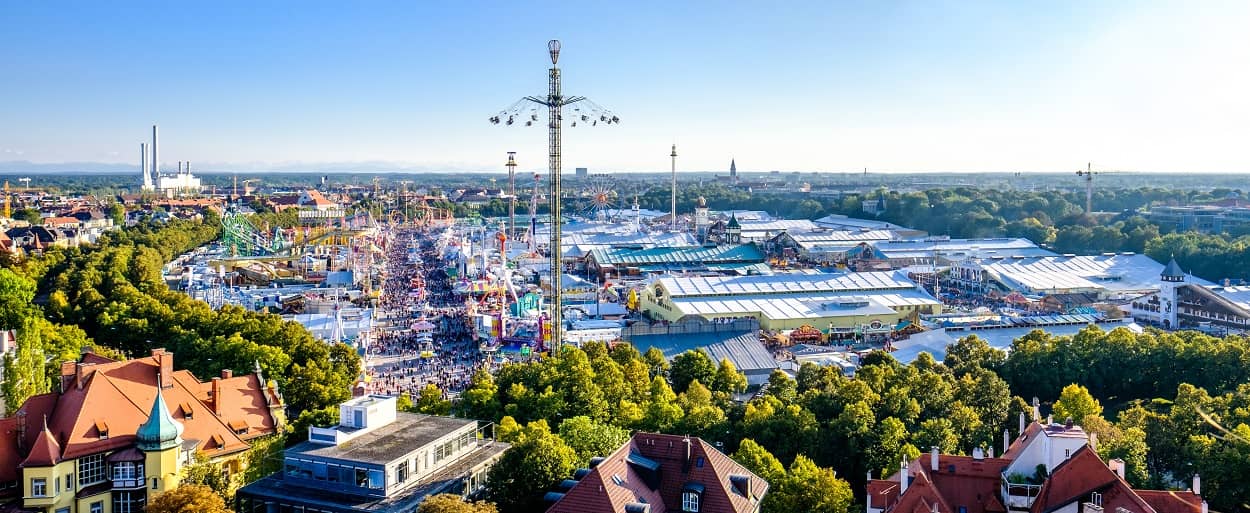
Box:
[140,142,150,190]
[151,125,160,179]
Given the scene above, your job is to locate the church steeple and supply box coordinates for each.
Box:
[729,159,738,183]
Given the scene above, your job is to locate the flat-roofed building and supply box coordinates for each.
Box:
[235,395,508,513]
[640,271,941,337]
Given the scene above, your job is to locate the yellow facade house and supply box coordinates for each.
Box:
[2,348,284,512]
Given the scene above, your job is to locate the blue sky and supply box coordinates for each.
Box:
[2,1,1248,173]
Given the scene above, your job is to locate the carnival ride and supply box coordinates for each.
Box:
[579,178,617,220]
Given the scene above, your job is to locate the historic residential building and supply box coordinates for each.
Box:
[545,432,767,513]
[866,414,1205,513]
[0,348,284,512]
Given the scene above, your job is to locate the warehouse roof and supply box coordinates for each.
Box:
[975,254,1211,295]
[657,271,919,297]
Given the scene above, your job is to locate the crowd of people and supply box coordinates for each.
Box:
[365,227,498,399]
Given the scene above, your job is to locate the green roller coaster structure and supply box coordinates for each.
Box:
[221,211,288,257]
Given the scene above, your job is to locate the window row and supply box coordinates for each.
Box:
[284,459,385,490]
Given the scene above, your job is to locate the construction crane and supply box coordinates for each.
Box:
[1075,163,1096,214]
[17,177,31,191]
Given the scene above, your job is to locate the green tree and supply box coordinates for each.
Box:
[1052,383,1102,424]
[459,368,501,421]
[287,406,337,445]
[417,494,498,513]
[557,415,631,462]
[712,358,748,395]
[643,346,669,379]
[2,318,49,412]
[731,438,785,483]
[180,454,232,498]
[486,433,578,513]
[415,383,453,416]
[145,484,232,513]
[14,208,40,225]
[670,349,716,394]
[0,268,38,328]
[943,335,1005,376]
[772,455,855,513]
[108,203,126,226]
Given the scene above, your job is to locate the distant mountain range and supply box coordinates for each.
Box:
[0,160,525,174]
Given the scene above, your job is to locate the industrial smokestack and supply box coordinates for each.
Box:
[178,161,182,174]
[152,125,159,179]
[140,143,149,189]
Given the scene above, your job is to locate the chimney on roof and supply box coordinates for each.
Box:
[1065,417,1074,429]
[1004,429,1011,455]
[988,446,994,458]
[1089,432,1098,451]
[930,446,939,471]
[211,377,222,416]
[899,459,909,495]
[1019,411,1026,435]
[1108,458,1125,480]
[683,437,692,473]
[1193,473,1201,496]
[222,369,232,380]
[60,361,76,393]
[16,410,27,450]
[1047,414,1053,425]
[152,348,173,389]
[1032,397,1041,421]
[76,362,89,389]
[972,447,985,460]
[79,346,92,361]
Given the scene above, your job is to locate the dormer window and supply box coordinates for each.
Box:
[681,491,700,512]
[682,482,705,512]
[96,420,109,440]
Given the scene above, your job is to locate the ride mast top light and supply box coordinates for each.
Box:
[548,40,561,65]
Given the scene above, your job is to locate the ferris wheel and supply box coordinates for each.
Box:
[580,178,617,221]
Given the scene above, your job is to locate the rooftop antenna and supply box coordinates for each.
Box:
[490,40,620,350]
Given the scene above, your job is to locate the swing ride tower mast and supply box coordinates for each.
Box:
[491,40,619,350]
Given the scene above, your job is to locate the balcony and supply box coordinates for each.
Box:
[1002,478,1041,510]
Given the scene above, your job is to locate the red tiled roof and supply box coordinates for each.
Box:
[890,470,954,513]
[874,454,1011,513]
[1136,490,1202,513]
[1030,445,1154,513]
[42,217,80,227]
[20,424,61,467]
[548,432,767,513]
[0,418,19,481]
[0,350,280,472]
